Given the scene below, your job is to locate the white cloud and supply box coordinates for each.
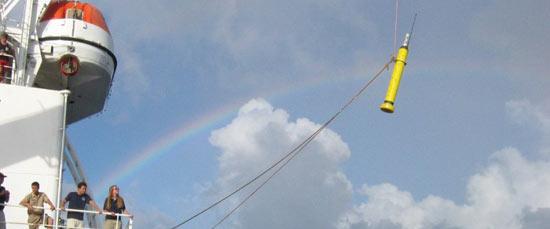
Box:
[506,99,550,157]
[329,100,550,229]
[506,100,550,129]
[206,99,550,229]
[339,147,550,229]
[208,98,352,228]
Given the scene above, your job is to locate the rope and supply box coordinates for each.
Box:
[169,128,319,228]
[168,123,326,228]
[210,127,320,229]
[170,57,393,229]
[169,3,408,228]
[169,2,409,228]
[393,0,399,56]
[210,58,394,228]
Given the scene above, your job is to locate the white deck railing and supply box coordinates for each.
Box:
[0,203,133,229]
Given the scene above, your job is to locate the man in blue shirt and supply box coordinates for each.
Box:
[60,182,101,228]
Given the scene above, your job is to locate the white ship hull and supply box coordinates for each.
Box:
[0,84,66,228]
[0,1,129,227]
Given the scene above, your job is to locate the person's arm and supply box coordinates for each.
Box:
[8,45,14,56]
[88,199,102,214]
[102,198,108,211]
[0,188,9,202]
[102,198,113,215]
[4,189,9,202]
[19,195,32,210]
[45,196,56,211]
[0,47,9,57]
[60,198,67,210]
[123,209,133,219]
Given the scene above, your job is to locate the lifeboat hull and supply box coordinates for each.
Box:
[35,2,116,123]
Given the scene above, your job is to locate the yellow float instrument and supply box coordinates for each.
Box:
[380,33,412,113]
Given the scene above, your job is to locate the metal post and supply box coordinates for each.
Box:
[128,218,133,229]
[14,0,35,86]
[1,0,22,21]
[55,90,70,229]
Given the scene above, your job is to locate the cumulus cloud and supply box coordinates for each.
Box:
[330,100,550,229]
[206,99,550,229]
[208,98,353,228]
[506,99,550,157]
[338,147,550,229]
[506,100,550,129]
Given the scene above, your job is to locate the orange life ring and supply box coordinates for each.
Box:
[59,54,80,76]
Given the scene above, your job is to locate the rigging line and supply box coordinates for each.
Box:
[171,56,393,229]
[170,108,342,229]
[393,0,399,56]
[409,13,417,39]
[211,57,395,228]
[170,132,322,229]
[211,134,314,229]
[211,110,335,228]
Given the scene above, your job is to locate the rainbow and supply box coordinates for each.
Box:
[96,99,243,190]
[97,63,386,190]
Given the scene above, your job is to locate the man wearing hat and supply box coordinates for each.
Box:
[0,32,14,83]
[0,172,9,229]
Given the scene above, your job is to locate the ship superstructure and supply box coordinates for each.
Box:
[0,0,128,228]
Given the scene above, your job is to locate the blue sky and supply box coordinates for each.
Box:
[60,0,550,228]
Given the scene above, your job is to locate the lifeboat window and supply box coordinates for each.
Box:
[66,8,83,20]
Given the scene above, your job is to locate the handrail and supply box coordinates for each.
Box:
[0,203,134,229]
[0,53,14,58]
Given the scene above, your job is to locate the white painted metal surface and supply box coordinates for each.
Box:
[0,0,120,227]
[38,19,114,51]
[0,84,66,229]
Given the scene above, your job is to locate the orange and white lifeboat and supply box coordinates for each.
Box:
[35,0,116,123]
